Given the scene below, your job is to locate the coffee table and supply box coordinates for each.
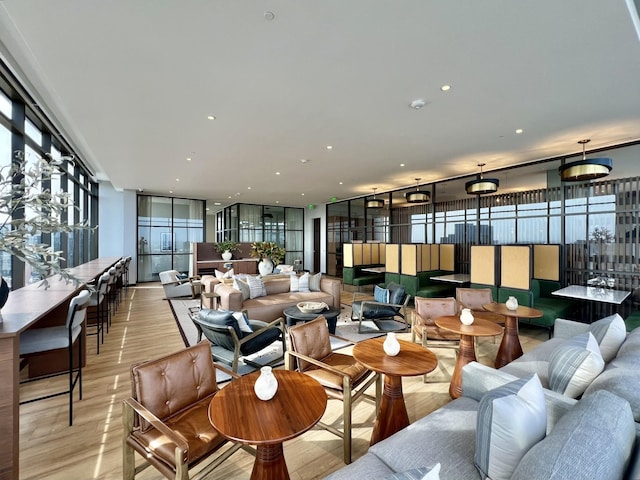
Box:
[434,314,503,399]
[208,369,327,480]
[283,305,340,334]
[352,337,437,444]
[483,303,543,368]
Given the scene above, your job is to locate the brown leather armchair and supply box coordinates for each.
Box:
[285,316,381,464]
[122,340,252,480]
[455,287,505,324]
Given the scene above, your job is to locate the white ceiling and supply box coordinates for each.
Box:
[1,1,640,210]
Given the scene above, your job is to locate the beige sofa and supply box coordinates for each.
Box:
[212,275,341,322]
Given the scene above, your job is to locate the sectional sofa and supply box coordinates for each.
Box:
[325,315,640,480]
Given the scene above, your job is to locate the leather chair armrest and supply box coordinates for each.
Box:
[122,397,189,452]
[285,350,351,378]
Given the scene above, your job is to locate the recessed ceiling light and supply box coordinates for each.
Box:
[176,178,180,182]
[515,128,524,134]
[275,172,281,175]
[326,145,333,150]
[339,181,343,185]
[300,159,309,163]
[264,11,275,20]
[247,186,251,190]
[276,200,279,204]
[186,157,192,161]
[207,115,216,120]
[214,202,221,206]
[206,207,210,211]
[441,85,451,91]
[400,163,405,167]
[301,193,305,196]
[169,190,173,194]
[228,196,232,199]
[409,99,427,109]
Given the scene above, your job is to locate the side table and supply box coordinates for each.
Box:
[201,291,220,310]
[352,337,437,444]
[483,303,542,368]
[208,369,326,480]
[434,314,503,399]
[283,305,340,334]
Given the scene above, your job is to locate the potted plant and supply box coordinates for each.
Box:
[250,241,286,275]
[0,150,93,307]
[214,240,240,260]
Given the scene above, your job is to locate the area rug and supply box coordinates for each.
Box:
[167,299,368,382]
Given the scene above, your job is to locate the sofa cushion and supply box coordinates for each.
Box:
[233,277,250,301]
[385,464,441,480]
[511,390,635,480]
[589,313,626,362]
[324,452,395,479]
[246,275,266,299]
[309,272,322,292]
[475,375,546,480]
[369,396,482,480]
[499,337,565,388]
[214,268,234,279]
[548,332,604,398]
[291,273,310,292]
[617,325,640,356]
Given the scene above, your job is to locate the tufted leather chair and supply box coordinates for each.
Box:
[456,287,505,324]
[285,316,381,464]
[122,340,249,480]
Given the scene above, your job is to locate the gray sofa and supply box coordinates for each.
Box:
[326,317,640,480]
[213,274,341,322]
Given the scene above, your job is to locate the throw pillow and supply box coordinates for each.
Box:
[233,277,250,301]
[589,313,626,362]
[298,272,310,293]
[309,272,322,292]
[232,310,253,334]
[214,269,224,279]
[475,374,547,480]
[384,464,441,480]
[374,285,390,303]
[290,274,299,292]
[246,275,266,299]
[548,332,605,398]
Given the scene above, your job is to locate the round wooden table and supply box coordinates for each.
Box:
[434,315,503,399]
[483,303,543,368]
[352,336,437,445]
[208,370,327,480]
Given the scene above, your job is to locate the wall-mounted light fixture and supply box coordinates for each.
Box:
[405,178,431,203]
[559,139,613,182]
[465,163,499,195]
[366,188,385,209]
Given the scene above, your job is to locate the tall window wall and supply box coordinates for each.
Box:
[216,203,304,265]
[0,66,98,289]
[137,195,205,282]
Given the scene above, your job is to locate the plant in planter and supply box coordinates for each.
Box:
[0,150,93,300]
[250,241,286,275]
[214,240,240,260]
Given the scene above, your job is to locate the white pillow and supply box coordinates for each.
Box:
[290,274,299,292]
[246,275,266,299]
[589,313,626,362]
[298,272,310,293]
[232,277,250,301]
[232,311,253,334]
[548,332,605,398]
[309,272,322,292]
[475,375,547,480]
[215,268,234,279]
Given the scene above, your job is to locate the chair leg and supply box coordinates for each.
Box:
[122,404,136,480]
[343,376,352,464]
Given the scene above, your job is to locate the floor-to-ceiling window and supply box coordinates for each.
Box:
[137,195,205,282]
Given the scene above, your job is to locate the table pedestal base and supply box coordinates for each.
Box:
[495,316,523,368]
[371,375,409,445]
[450,335,476,399]
[252,443,289,480]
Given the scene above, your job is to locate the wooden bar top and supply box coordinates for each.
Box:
[0,257,121,337]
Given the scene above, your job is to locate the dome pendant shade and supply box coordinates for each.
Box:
[405,177,431,203]
[366,198,385,208]
[559,157,613,181]
[465,178,500,194]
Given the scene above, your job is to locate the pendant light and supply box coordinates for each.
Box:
[465,163,499,195]
[366,188,384,209]
[405,178,431,203]
[559,139,613,182]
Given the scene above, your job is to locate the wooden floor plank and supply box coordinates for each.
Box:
[18,282,545,480]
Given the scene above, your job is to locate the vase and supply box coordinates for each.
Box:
[460,307,475,325]
[254,366,278,401]
[221,250,233,261]
[383,332,401,356]
[258,258,274,276]
[506,296,519,311]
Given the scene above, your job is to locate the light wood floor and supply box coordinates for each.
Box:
[18,282,546,480]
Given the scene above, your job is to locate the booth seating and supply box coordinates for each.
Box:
[497,279,576,338]
[342,265,385,287]
[397,270,456,299]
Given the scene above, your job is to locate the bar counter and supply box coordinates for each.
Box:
[0,256,122,480]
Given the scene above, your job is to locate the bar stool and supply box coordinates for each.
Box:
[87,271,110,353]
[19,289,91,426]
[122,256,132,290]
[106,266,118,329]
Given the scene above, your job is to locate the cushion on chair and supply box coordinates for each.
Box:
[548,332,604,398]
[388,282,407,305]
[304,351,371,391]
[588,313,626,362]
[198,309,242,351]
[475,374,547,480]
[239,319,282,355]
[352,301,399,319]
[374,285,390,303]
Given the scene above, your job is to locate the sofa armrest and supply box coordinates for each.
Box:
[320,277,341,308]
[214,284,243,311]
[553,317,590,339]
